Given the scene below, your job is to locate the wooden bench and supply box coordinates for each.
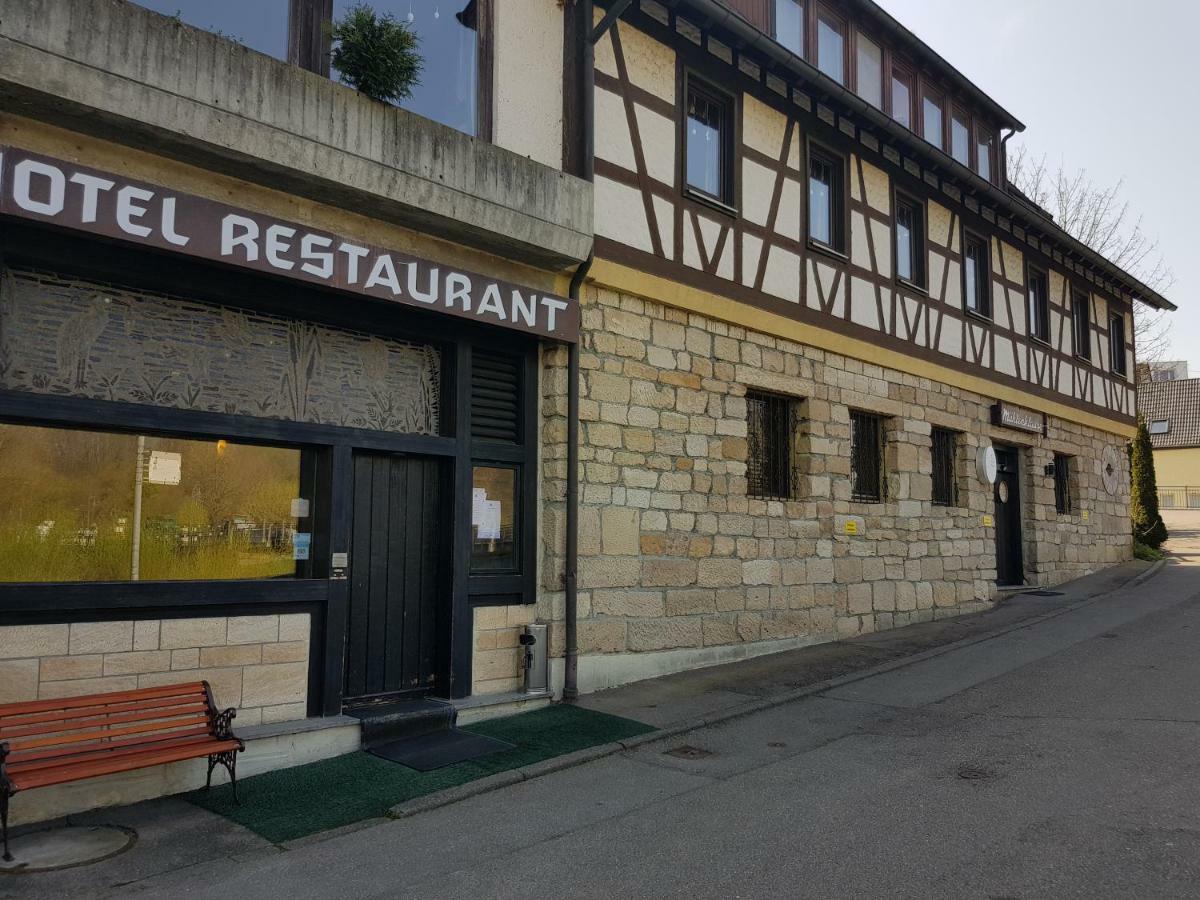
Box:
[0,681,244,861]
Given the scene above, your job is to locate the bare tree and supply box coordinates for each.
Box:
[1007,144,1174,363]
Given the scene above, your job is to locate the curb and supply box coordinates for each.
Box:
[387,558,1168,821]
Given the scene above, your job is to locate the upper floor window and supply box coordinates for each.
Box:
[895,194,926,287]
[774,0,805,57]
[976,127,995,182]
[1027,266,1050,342]
[1110,312,1128,376]
[890,64,913,129]
[855,34,883,108]
[963,231,991,317]
[747,391,797,500]
[816,7,847,84]
[921,88,944,150]
[685,79,733,205]
[134,1,289,60]
[808,145,845,252]
[951,108,970,166]
[331,0,483,136]
[1072,289,1092,361]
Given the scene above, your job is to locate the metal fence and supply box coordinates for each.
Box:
[1157,487,1200,509]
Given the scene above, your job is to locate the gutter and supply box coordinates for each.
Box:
[665,0,1175,312]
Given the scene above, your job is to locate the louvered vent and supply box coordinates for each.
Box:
[471,349,521,443]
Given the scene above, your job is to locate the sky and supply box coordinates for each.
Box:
[876,0,1200,377]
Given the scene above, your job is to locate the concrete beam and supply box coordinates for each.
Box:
[0,0,593,271]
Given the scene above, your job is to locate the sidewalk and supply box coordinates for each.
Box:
[1,556,1164,896]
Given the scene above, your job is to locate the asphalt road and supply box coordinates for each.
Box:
[14,535,1200,899]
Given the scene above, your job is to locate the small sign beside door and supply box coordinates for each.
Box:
[991,402,1046,435]
[147,450,181,485]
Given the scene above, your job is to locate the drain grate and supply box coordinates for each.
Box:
[1024,590,1064,597]
[956,764,996,781]
[664,745,714,760]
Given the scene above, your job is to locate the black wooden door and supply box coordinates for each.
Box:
[993,447,1024,586]
[344,453,446,702]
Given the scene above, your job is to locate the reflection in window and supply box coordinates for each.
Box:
[808,154,834,247]
[0,424,307,583]
[134,0,289,59]
[472,466,518,572]
[976,129,994,181]
[1028,268,1050,341]
[951,111,970,165]
[922,92,943,150]
[895,196,924,286]
[774,0,804,57]
[964,234,990,316]
[891,67,912,129]
[332,0,480,136]
[686,82,728,201]
[816,10,845,84]
[855,35,882,108]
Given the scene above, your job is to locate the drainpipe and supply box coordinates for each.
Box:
[1000,127,1016,187]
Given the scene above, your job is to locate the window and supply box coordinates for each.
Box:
[1027,267,1050,342]
[774,0,804,57]
[855,35,883,108]
[1072,289,1092,361]
[976,128,995,182]
[685,79,732,204]
[1110,312,1128,376]
[931,428,958,507]
[850,411,885,502]
[134,1,288,59]
[472,465,518,572]
[1148,420,1170,435]
[808,146,845,252]
[0,423,311,583]
[747,392,796,499]
[921,88,944,150]
[895,194,926,286]
[332,0,482,136]
[950,109,970,166]
[1053,454,1073,514]
[890,65,913,128]
[963,232,990,317]
[816,7,846,84]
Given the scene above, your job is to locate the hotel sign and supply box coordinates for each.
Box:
[0,148,578,342]
[991,401,1046,435]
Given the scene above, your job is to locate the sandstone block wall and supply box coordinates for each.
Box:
[538,284,1132,684]
[472,604,536,695]
[0,614,310,725]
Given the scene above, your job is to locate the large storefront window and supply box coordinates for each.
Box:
[133,1,289,60]
[0,423,309,583]
[331,0,480,136]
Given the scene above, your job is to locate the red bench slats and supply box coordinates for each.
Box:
[1,680,246,862]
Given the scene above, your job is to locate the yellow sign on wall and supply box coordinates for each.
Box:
[982,514,995,527]
[1082,510,1090,522]
[844,521,859,536]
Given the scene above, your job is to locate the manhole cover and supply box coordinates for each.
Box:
[1024,590,1064,597]
[956,765,996,781]
[664,745,714,760]
[0,825,135,874]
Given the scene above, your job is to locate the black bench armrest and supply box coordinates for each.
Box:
[213,707,239,742]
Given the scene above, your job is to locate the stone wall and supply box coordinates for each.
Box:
[472,604,537,695]
[539,283,1133,692]
[0,614,310,725]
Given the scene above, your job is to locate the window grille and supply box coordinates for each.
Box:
[747,391,794,499]
[850,411,885,502]
[931,428,957,507]
[1054,454,1073,514]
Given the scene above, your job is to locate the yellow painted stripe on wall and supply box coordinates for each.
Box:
[590,257,1136,439]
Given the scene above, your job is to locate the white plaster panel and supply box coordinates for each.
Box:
[742,93,788,159]
[859,158,891,214]
[596,177,654,254]
[994,336,1016,376]
[938,315,963,358]
[715,235,735,281]
[595,88,636,170]
[927,252,947,302]
[741,158,776,227]
[682,215,702,271]
[494,0,563,168]
[776,178,801,241]
[870,220,892,278]
[850,212,872,272]
[742,233,763,288]
[762,247,801,303]
[942,260,963,310]
[614,20,677,103]
[849,277,879,330]
[636,105,676,186]
[653,195,675,261]
[928,201,953,249]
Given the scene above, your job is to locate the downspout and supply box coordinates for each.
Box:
[999,127,1016,188]
[563,0,596,700]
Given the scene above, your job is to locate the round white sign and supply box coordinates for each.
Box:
[976,445,998,485]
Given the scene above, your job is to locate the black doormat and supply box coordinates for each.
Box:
[368,729,515,772]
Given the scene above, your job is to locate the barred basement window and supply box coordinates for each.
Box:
[850,411,885,502]
[931,428,957,507]
[1054,454,1073,514]
[747,391,795,499]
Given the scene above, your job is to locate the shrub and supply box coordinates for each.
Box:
[1129,418,1168,548]
[329,4,422,104]
[1132,541,1164,562]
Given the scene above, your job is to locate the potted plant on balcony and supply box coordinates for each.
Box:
[329,3,422,104]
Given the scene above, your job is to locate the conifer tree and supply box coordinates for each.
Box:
[1130,418,1168,548]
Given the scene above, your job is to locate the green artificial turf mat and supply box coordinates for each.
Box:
[187,704,655,843]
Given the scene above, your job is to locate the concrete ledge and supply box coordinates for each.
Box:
[453,690,552,726]
[0,0,592,269]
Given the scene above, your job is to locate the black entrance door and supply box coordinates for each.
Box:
[993,446,1024,586]
[344,453,447,703]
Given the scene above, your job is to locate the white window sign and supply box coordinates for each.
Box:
[147,450,182,485]
[477,500,502,540]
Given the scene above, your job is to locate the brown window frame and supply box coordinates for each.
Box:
[771,0,806,59]
[894,190,927,289]
[807,140,848,256]
[962,229,992,319]
[682,73,737,210]
[889,58,915,130]
[1071,288,1092,361]
[1109,311,1128,376]
[920,82,945,151]
[812,2,849,86]
[949,104,972,168]
[851,28,884,109]
[974,123,996,185]
[1026,264,1050,344]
